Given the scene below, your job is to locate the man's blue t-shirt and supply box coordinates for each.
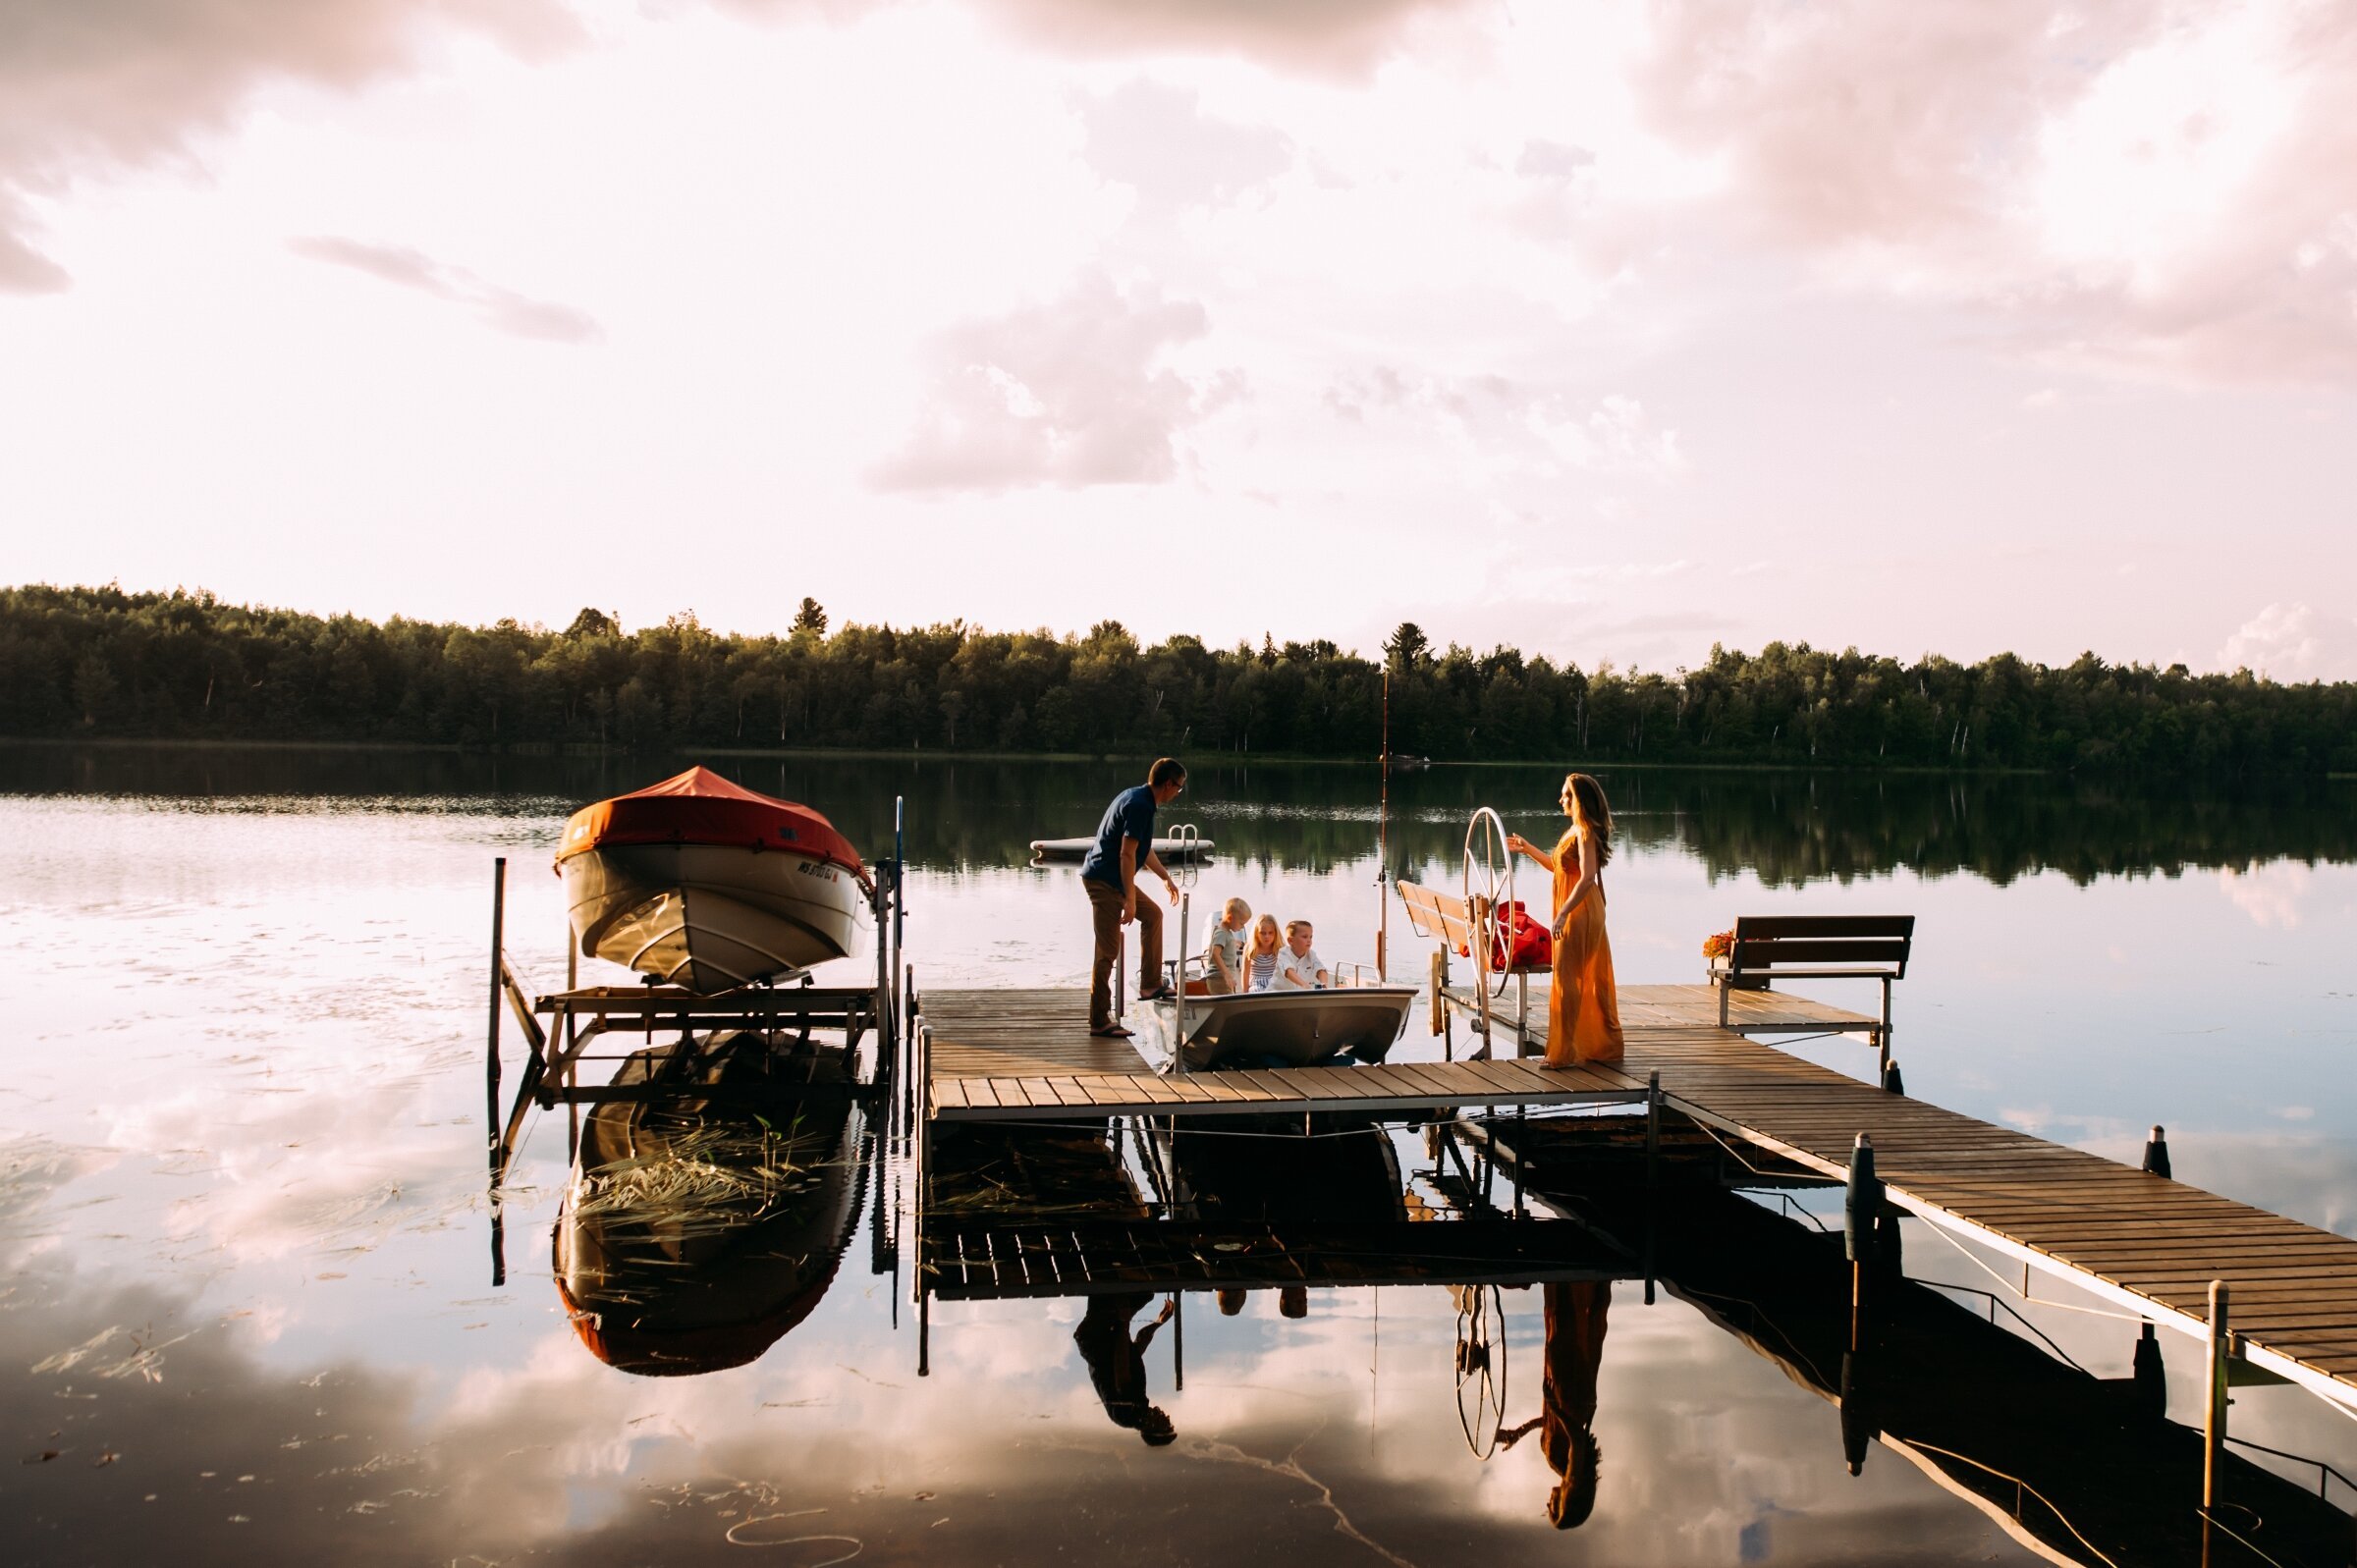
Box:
[1079,784,1157,889]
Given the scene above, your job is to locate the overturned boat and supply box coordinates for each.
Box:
[554,1031,866,1378]
[556,766,870,993]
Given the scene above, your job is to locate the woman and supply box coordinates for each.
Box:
[1241,914,1286,992]
[1506,773,1625,1067]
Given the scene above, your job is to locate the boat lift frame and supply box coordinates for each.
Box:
[480,801,908,1280]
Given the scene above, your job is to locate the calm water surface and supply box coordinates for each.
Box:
[5,749,2355,1565]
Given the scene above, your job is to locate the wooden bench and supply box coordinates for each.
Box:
[1715,914,1914,1079]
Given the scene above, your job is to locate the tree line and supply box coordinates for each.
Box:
[4,582,2353,773]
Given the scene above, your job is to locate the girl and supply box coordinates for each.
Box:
[1241,913,1286,993]
[1506,773,1625,1067]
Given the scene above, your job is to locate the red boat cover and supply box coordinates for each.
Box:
[554,766,864,878]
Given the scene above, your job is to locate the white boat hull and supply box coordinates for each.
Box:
[1030,836,1212,862]
[562,841,863,992]
[1132,984,1418,1070]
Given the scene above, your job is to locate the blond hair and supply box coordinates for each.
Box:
[1285,918,1313,938]
[1249,914,1283,954]
[1223,896,1252,924]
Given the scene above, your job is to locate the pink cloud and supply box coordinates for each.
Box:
[1633,0,2357,386]
[870,272,1237,493]
[288,235,601,344]
[0,0,578,293]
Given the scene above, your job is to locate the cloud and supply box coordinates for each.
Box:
[1631,0,2357,386]
[0,0,578,293]
[976,0,1473,76]
[2218,861,2310,930]
[288,235,602,343]
[2218,601,2357,680]
[1324,369,1685,479]
[870,272,1238,492]
[1081,80,1295,210]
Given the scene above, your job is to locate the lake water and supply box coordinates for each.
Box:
[6,748,2355,1565]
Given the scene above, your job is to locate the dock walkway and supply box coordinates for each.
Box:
[914,981,2357,1413]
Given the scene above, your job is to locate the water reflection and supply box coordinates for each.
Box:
[8,742,2353,883]
[554,1030,867,1378]
[9,755,2357,1565]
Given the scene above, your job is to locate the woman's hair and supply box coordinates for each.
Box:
[1223,896,1252,923]
[1249,914,1283,952]
[1547,1432,1602,1530]
[1559,772,1614,868]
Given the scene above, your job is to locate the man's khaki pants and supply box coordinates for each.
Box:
[1086,878,1164,1030]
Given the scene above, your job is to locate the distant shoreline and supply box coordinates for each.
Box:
[0,735,2191,779]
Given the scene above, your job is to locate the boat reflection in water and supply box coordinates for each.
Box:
[554,1030,866,1378]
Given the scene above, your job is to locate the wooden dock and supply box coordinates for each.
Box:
[913,980,2357,1415]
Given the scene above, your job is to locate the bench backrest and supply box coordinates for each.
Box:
[1396,880,1478,954]
[1727,915,1914,980]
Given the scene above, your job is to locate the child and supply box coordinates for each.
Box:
[1204,896,1252,994]
[1242,914,1286,992]
[1278,919,1329,991]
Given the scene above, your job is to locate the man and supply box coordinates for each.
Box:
[1081,757,1186,1038]
[1277,918,1329,991]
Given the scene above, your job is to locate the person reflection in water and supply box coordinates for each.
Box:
[1074,1291,1178,1446]
[1498,1280,1609,1529]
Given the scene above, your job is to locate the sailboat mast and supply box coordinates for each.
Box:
[1378,668,1391,981]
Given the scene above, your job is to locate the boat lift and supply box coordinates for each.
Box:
[480,796,909,1283]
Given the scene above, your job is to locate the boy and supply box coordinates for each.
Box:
[1204,896,1252,994]
[1278,919,1329,991]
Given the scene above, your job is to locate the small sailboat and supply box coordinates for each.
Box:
[1029,835,1213,863]
[555,766,870,993]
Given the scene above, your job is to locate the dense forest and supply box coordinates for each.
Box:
[4,583,2353,773]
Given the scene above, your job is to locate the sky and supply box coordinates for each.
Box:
[1,0,2354,678]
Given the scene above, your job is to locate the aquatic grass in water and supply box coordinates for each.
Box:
[568,1113,847,1247]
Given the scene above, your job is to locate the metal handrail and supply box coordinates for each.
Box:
[1910,1278,2092,1377]
[2220,1433,2357,1504]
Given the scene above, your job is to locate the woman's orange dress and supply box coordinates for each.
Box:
[1546,829,1625,1066]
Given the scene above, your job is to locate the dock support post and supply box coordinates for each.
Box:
[486,857,507,1288]
[1438,947,1455,1061]
[1877,975,1892,1086]
[1881,1058,1904,1096]
[1511,1104,1526,1218]
[1844,1134,1880,1265]
[2204,1280,2229,1530]
[1471,895,1494,1058]
[486,857,507,1179]
[1645,1072,1662,1193]
[2132,1322,2166,1424]
[2144,1125,2172,1180]
[893,794,905,1045]
[1173,1292,1184,1392]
